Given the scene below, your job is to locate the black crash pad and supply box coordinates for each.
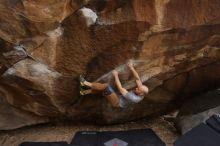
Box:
[206,114,220,134]
[174,123,220,146]
[19,142,69,146]
[71,129,165,146]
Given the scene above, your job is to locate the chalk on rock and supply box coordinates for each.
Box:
[29,63,62,78]
[3,68,16,76]
[77,7,98,27]
[3,46,27,58]
[46,26,64,38]
[14,46,28,56]
[2,45,28,64]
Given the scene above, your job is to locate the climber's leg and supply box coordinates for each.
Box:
[91,82,109,91]
[80,75,106,89]
[80,87,119,107]
[84,83,120,107]
[79,75,92,87]
[83,81,92,87]
[105,93,120,107]
[79,75,119,107]
[103,86,120,107]
[80,89,92,96]
[91,83,120,107]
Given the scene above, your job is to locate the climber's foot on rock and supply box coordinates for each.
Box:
[80,88,92,96]
[79,75,86,87]
[80,90,86,96]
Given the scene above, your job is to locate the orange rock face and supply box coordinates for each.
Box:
[0,0,220,130]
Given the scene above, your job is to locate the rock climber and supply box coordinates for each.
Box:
[79,60,149,108]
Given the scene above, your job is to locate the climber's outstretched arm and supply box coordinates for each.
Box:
[112,70,128,96]
[127,61,142,87]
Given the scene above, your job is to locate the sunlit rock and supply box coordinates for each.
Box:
[77,7,98,27]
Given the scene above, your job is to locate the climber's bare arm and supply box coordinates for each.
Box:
[112,70,128,96]
[127,61,142,87]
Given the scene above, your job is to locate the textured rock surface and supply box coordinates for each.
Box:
[0,0,220,130]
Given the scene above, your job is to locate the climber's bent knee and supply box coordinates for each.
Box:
[103,86,114,96]
[106,93,120,107]
[102,86,119,107]
[93,85,119,107]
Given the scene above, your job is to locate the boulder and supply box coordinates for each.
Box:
[0,0,220,130]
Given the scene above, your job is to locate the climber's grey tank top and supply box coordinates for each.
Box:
[119,91,144,108]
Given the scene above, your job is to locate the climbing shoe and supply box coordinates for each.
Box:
[80,90,86,96]
[79,74,86,87]
[79,83,85,96]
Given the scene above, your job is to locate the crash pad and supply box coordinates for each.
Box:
[19,142,69,146]
[206,114,220,134]
[174,114,220,146]
[71,129,165,146]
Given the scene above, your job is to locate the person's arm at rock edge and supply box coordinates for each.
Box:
[112,70,128,96]
[127,60,142,87]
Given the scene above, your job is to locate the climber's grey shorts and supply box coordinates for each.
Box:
[103,86,115,96]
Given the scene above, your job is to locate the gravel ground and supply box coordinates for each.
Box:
[0,117,179,146]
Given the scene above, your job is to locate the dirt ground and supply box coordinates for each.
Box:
[0,117,179,146]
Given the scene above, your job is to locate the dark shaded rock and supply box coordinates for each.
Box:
[0,94,48,130]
